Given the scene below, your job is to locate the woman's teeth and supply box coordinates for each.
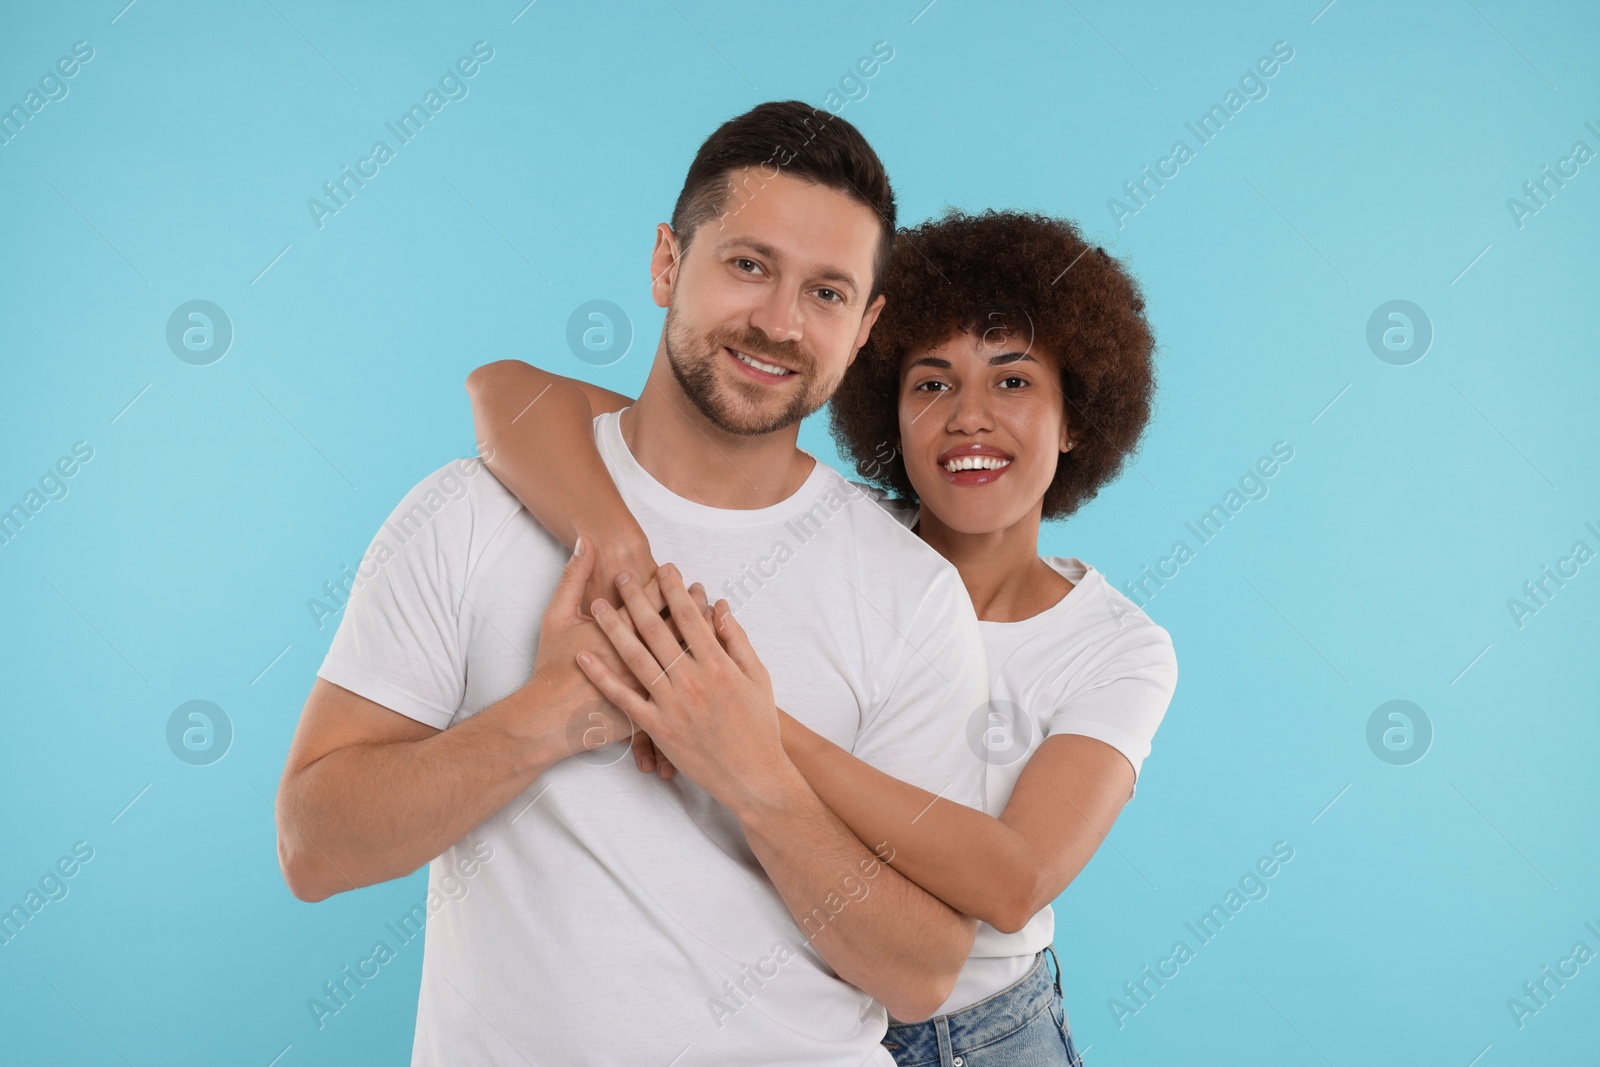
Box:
[733,351,792,376]
[943,455,1011,472]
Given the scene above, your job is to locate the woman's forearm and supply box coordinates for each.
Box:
[777,709,1038,934]
[467,359,646,554]
[467,360,673,776]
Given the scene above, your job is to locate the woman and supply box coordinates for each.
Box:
[467,209,1175,1066]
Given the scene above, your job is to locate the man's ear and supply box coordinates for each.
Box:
[847,293,888,367]
[650,223,682,309]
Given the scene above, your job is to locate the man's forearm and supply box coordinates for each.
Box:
[277,685,573,901]
[736,762,976,1022]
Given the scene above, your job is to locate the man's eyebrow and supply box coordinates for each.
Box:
[715,238,861,297]
[716,237,781,262]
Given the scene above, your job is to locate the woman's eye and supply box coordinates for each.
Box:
[913,380,948,393]
[999,376,1029,389]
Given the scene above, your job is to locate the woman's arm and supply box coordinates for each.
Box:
[468,359,682,778]
[776,710,1134,934]
[466,359,663,614]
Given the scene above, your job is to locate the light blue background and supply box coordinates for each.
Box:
[3,1,1597,1064]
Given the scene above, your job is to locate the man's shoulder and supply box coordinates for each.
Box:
[843,478,918,531]
[811,465,957,579]
[373,457,530,557]
[801,465,976,634]
[421,456,521,509]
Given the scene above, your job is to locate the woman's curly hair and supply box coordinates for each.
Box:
[828,209,1157,520]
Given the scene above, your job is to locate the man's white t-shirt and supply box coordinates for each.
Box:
[317,411,989,1067]
[871,497,1177,1019]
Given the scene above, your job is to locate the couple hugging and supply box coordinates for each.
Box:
[276,100,1175,1067]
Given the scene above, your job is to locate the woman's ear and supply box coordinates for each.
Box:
[1059,417,1073,454]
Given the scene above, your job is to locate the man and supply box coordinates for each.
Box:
[275,101,990,1065]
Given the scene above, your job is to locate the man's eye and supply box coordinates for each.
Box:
[734,258,760,273]
[815,288,842,303]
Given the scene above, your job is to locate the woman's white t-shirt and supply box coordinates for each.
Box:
[866,491,1178,1018]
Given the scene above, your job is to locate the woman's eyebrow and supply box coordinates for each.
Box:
[907,351,1037,371]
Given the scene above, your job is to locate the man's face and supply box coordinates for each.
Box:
[651,172,886,437]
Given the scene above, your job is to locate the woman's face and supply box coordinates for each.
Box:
[896,329,1069,536]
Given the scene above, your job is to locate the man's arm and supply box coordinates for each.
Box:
[277,541,635,901]
[737,756,978,1023]
[577,564,975,1022]
[277,678,572,901]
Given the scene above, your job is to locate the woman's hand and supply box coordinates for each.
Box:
[527,538,647,757]
[577,563,788,812]
[589,536,667,616]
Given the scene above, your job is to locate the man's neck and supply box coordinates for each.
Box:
[619,356,817,510]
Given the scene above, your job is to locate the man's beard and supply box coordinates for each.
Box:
[663,305,838,437]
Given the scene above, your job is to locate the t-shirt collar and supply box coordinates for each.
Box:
[596,409,839,529]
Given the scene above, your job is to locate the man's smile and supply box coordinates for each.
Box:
[726,346,798,382]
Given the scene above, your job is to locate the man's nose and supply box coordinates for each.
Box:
[748,283,804,345]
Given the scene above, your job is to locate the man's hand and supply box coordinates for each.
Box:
[625,579,713,783]
[576,562,789,814]
[527,537,644,760]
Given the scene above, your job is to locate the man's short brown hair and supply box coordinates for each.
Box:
[670,100,897,300]
[828,209,1157,520]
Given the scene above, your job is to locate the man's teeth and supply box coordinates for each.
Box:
[733,351,792,376]
[943,455,1011,472]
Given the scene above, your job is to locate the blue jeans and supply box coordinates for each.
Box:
[881,947,1083,1066]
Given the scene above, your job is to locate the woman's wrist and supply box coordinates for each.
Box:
[583,527,662,612]
[775,708,819,763]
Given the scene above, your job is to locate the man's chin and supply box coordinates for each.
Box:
[707,403,799,437]
[667,343,823,436]
[701,388,815,437]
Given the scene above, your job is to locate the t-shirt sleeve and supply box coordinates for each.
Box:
[849,564,989,812]
[1046,625,1177,800]
[316,462,480,730]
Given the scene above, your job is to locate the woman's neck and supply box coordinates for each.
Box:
[915,506,1073,623]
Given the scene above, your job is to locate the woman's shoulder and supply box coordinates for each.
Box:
[1037,557,1176,665]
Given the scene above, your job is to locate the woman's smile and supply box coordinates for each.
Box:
[936,443,1016,486]
[899,330,1069,537]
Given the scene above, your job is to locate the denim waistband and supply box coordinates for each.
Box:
[885,948,1060,1052]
